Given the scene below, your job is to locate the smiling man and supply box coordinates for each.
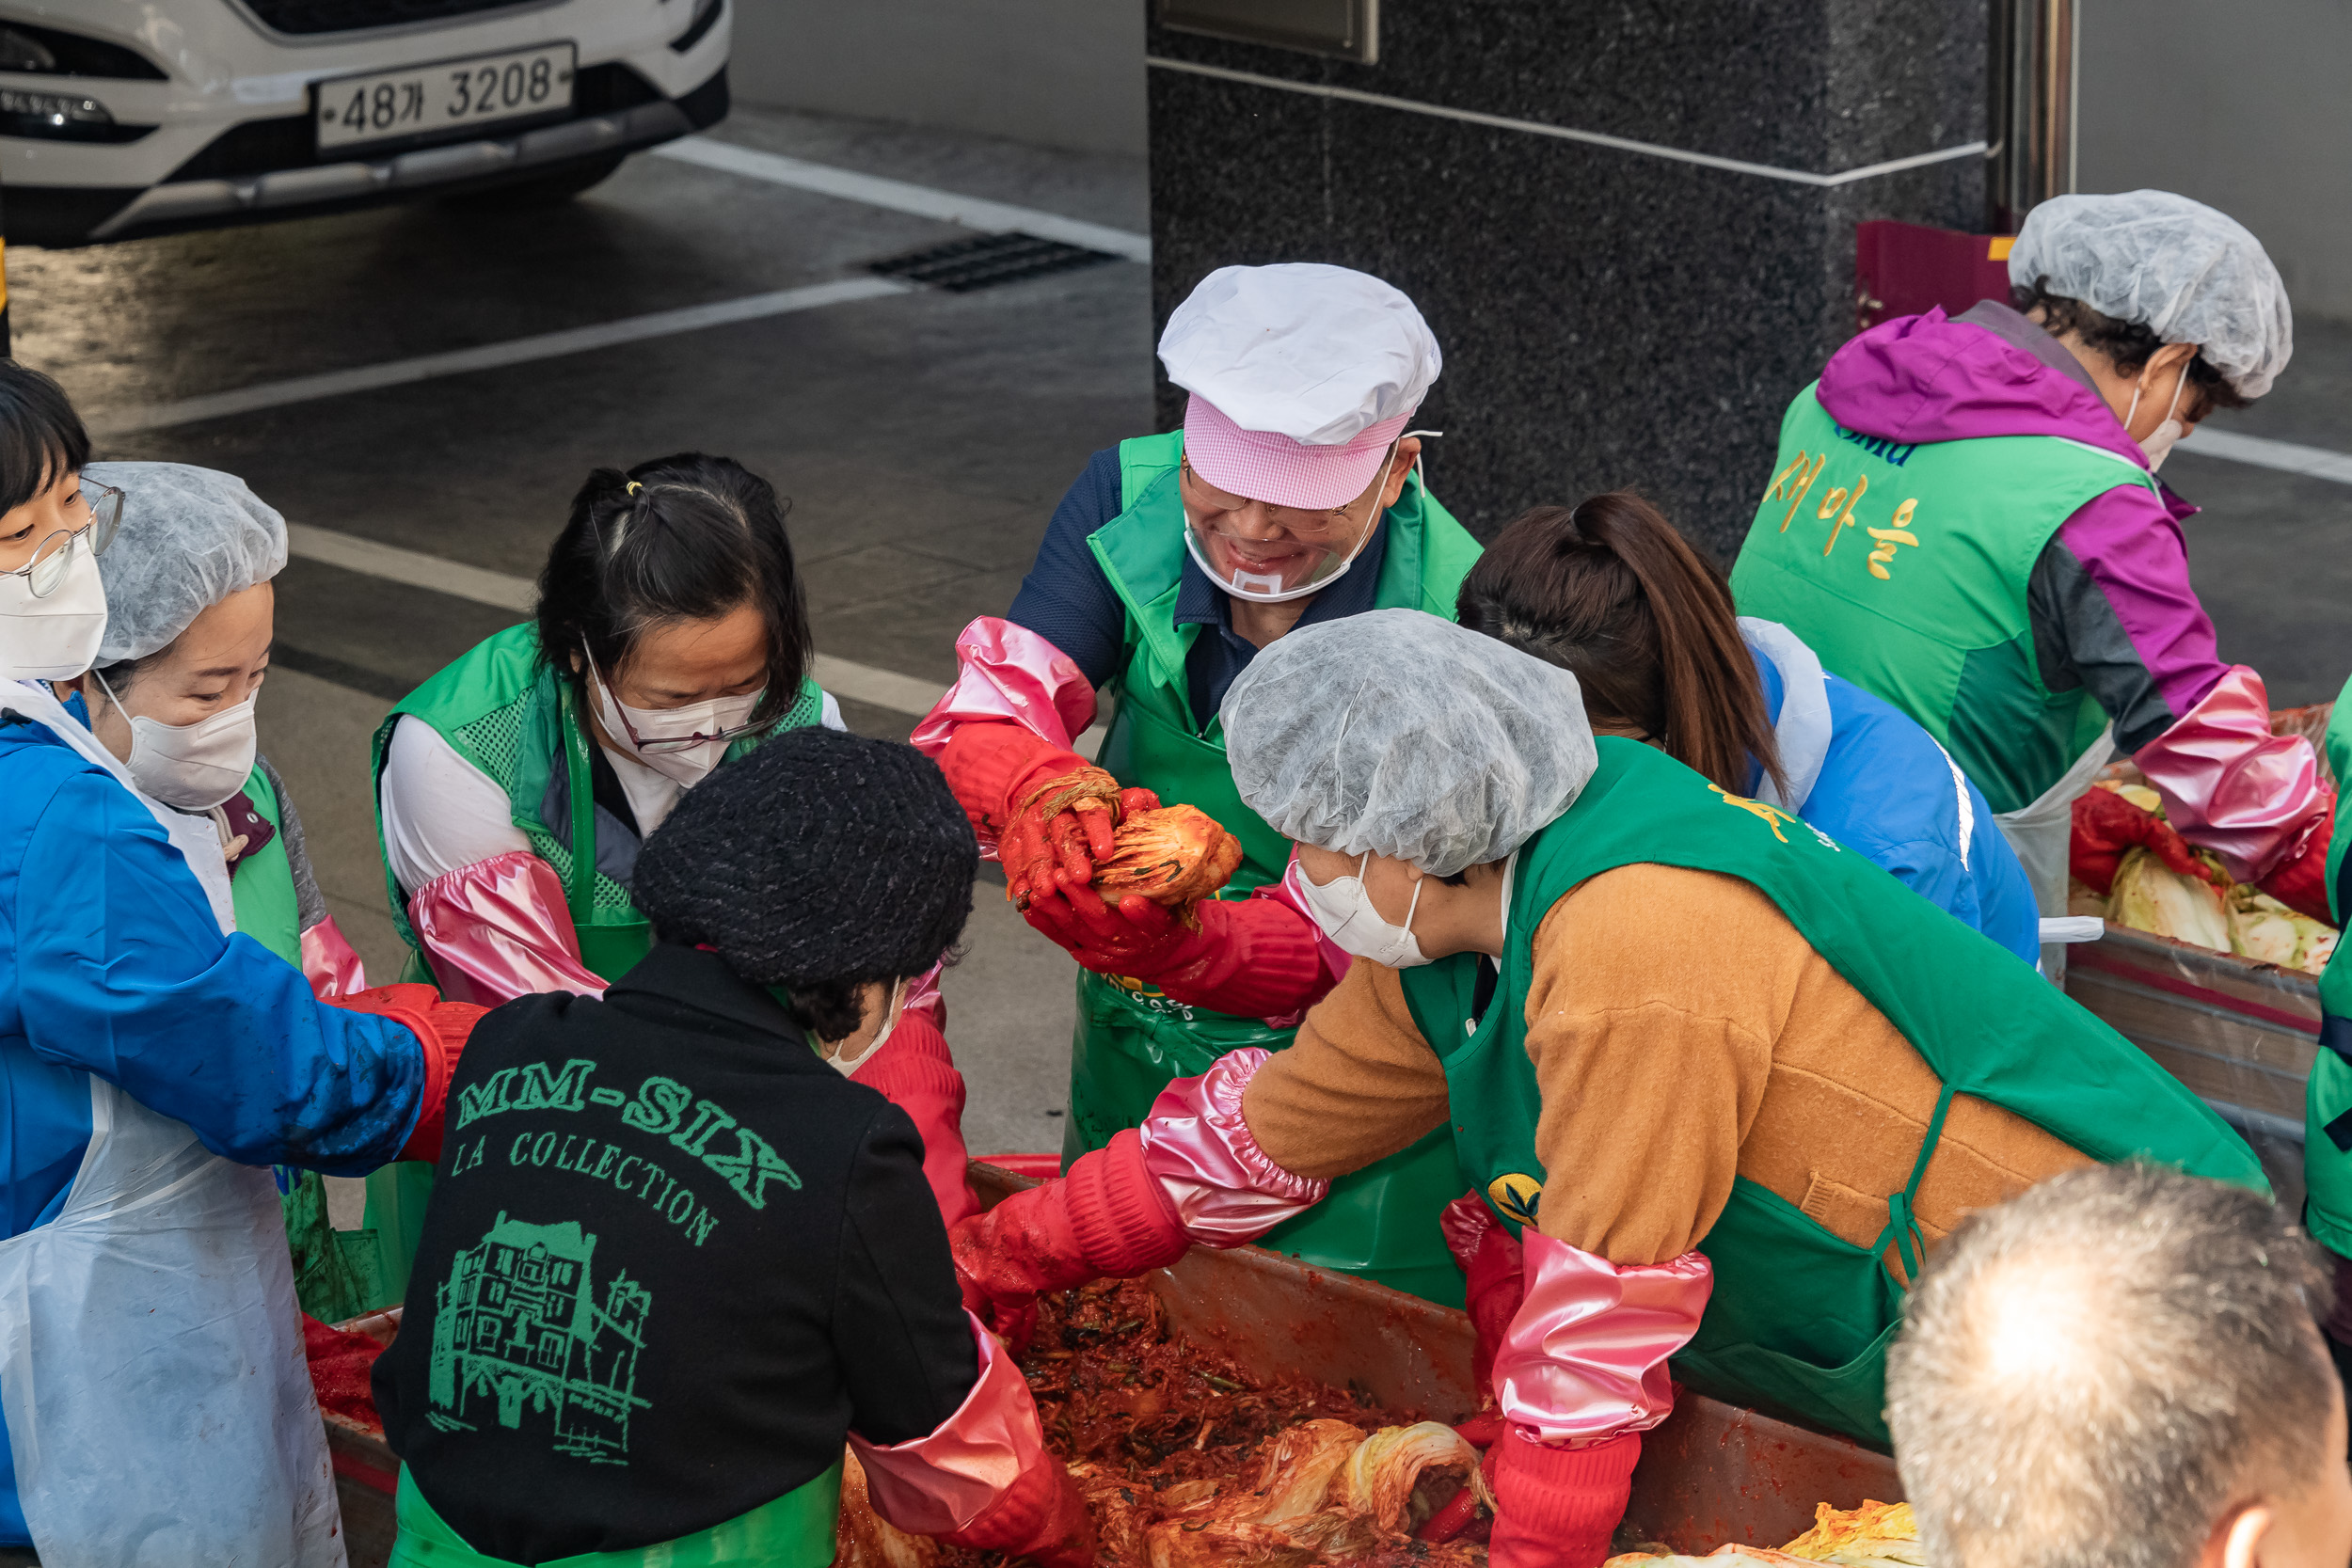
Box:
[914,262,1484,1304]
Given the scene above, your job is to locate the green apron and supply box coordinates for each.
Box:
[1071,430,1485,1306]
[1728,387,2158,816]
[1399,739,2265,1444]
[390,1461,842,1568]
[2301,673,2352,1255]
[364,626,826,1299]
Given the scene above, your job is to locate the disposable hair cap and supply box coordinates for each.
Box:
[88,462,287,663]
[1220,609,1597,878]
[2008,190,2292,398]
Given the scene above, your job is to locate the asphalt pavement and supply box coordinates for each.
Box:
[10,103,2347,1161]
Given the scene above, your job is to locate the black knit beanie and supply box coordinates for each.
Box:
[632,726,977,994]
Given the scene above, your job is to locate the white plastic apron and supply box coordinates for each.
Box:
[0,683,343,1567]
[1992,723,2116,986]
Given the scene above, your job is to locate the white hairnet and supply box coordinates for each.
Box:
[89,462,287,662]
[1220,610,1597,877]
[2008,190,2292,398]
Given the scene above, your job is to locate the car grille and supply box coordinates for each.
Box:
[237,0,548,37]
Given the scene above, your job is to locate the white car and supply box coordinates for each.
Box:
[0,0,728,245]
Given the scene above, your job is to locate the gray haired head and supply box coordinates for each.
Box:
[1218,608,1597,877]
[1885,1163,2335,1568]
[87,462,286,664]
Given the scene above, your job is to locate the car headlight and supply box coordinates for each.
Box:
[0,87,149,143]
[0,22,166,81]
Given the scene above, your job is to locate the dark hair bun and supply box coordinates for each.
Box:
[632,726,977,1001]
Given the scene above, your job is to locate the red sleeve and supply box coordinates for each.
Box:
[851,1011,979,1227]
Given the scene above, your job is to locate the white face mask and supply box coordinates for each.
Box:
[94,670,257,811]
[0,535,106,682]
[587,665,762,787]
[1291,851,1430,968]
[820,978,903,1077]
[1178,434,1433,606]
[2124,360,2194,472]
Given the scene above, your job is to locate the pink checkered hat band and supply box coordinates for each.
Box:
[1183,396,1413,512]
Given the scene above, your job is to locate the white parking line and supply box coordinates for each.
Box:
[2181,429,2352,486]
[286,522,955,720]
[649,136,1152,262]
[88,276,914,439]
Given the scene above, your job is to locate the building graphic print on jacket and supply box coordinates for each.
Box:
[427,1214,652,1464]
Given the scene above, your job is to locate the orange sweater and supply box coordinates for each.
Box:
[1240,864,2088,1270]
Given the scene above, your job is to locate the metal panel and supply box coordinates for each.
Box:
[1158,0,1377,64]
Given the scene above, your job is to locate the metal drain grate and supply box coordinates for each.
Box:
[867,232,1121,293]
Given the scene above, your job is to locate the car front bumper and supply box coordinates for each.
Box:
[0,0,729,245]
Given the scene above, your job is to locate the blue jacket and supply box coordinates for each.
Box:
[1753,653,2042,964]
[0,710,427,1542]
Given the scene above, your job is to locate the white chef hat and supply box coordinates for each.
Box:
[1158,263,1442,510]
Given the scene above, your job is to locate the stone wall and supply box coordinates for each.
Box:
[1146,2,1989,556]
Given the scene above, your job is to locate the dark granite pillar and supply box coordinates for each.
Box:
[1146,2,1987,558]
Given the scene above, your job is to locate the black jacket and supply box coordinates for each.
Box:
[373,943,977,1560]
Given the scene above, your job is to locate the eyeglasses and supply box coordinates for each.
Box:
[612,707,768,756]
[2,482,123,598]
[1179,458,1377,546]
[582,650,768,754]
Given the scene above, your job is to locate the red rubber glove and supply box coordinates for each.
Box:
[2258,802,2336,923]
[1488,1429,1641,1568]
[1024,882,1334,1020]
[937,1454,1097,1568]
[936,721,1164,911]
[849,1007,979,1228]
[1440,1194,1529,1402]
[947,1130,1190,1354]
[2071,785,2224,896]
[326,984,489,1163]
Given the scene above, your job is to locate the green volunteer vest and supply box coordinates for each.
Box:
[362,626,824,1304]
[1728,387,2161,814]
[1400,739,2264,1444]
[389,1459,841,1568]
[372,624,827,988]
[2301,673,2352,1254]
[230,764,302,965]
[1070,430,1485,1305]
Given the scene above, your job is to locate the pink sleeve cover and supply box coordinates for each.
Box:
[2134,665,2329,880]
[1137,1048,1327,1245]
[910,616,1099,761]
[299,915,369,1000]
[1492,1231,1712,1447]
[850,1311,1043,1535]
[405,849,610,1006]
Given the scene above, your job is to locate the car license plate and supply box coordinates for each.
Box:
[316,43,575,154]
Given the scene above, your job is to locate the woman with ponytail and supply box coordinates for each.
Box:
[1457,492,2040,963]
[373,453,978,1245]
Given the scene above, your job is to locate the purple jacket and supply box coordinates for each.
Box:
[1819,301,2222,747]
[1815,302,2328,882]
